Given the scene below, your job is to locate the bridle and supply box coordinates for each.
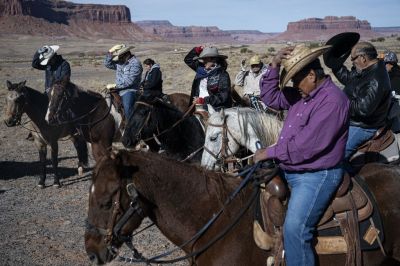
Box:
[85,181,145,258]
[5,92,25,127]
[204,113,243,169]
[130,99,195,144]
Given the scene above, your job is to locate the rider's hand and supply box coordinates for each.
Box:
[271,46,295,68]
[241,59,247,71]
[38,45,49,54]
[193,97,205,105]
[253,148,268,163]
[109,44,124,53]
[194,46,204,55]
[106,83,117,90]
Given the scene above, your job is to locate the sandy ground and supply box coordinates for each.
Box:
[0,34,399,266]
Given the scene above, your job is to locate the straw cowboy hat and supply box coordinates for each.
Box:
[193,46,228,60]
[39,45,59,66]
[112,45,135,61]
[323,32,360,69]
[249,55,261,65]
[280,44,332,88]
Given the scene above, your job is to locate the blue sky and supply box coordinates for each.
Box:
[74,0,400,32]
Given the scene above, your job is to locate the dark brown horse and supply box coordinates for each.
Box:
[85,150,400,265]
[122,95,204,162]
[3,80,88,187]
[45,80,119,163]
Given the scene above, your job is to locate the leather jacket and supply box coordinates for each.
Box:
[333,60,391,129]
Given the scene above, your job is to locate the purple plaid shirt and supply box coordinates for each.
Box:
[260,66,350,171]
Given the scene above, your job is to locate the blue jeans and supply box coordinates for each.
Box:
[344,126,377,159]
[283,165,343,266]
[121,91,137,120]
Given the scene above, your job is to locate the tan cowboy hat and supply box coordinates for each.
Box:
[193,46,228,60]
[112,45,135,61]
[39,45,59,66]
[249,55,261,65]
[280,44,332,88]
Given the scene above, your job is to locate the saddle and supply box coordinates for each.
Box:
[357,126,394,153]
[110,92,126,125]
[254,172,383,266]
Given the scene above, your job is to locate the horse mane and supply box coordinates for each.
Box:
[114,150,245,206]
[23,85,48,106]
[235,108,282,147]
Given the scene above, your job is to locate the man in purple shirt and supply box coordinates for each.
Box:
[254,45,350,266]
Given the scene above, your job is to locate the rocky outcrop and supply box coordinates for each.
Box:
[0,0,157,40]
[273,16,378,41]
[0,0,131,23]
[225,30,277,43]
[136,20,235,43]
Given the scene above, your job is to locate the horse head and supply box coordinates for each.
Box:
[202,108,283,171]
[45,79,72,125]
[122,96,155,148]
[85,151,147,264]
[201,108,240,171]
[4,80,27,127]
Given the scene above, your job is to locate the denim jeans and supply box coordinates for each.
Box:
[283,165,343,266]
[344,125,377,159]
[121,90,137,120]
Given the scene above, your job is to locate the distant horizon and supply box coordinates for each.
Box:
[74,0,400,32]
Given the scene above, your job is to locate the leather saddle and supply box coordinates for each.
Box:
[110,92,126,122]
[254,172,380,265]
[357,126,394,153]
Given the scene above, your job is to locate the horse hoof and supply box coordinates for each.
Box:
[78,166,84,177]
[53,181,61,188]
[37,183,45,189]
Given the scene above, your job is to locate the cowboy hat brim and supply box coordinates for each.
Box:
[39,45,59,66]
[112,45,135,61]
[280,45,331,89]
[193,54,228,60]
[323,32,360,69]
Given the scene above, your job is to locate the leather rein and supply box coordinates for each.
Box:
[86,163,264,264]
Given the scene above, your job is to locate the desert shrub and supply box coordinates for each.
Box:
[71,60,82,67]
[78,52,85,58]
[397,37,400,41]
[240,47,248,53]
[309,42,320,49]
[377,37,385,42]
[370,38,377,42]
[268,47,275,52]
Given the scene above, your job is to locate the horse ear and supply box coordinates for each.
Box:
[17,80,27,93]
[6,80,12,90]
[219,108,225,119]
[208,104,216,115]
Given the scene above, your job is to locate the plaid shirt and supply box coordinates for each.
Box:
[104,53,143,96]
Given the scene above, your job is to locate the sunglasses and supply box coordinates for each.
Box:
[351,54,364,62]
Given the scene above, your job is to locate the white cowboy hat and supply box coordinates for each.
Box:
[39,45,60,66]
[280,44,331,88]
[193,46,228,60]
[112,45,135,61]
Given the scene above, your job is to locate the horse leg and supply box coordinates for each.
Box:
[37,144,47,188]
[72,135,88,177]
[50,142,61,187]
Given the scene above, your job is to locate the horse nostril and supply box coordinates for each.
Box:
[88,252,97,262]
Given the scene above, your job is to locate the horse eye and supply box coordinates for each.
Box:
[210,133,219,142]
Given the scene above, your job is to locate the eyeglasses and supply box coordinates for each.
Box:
[351,54,364,61]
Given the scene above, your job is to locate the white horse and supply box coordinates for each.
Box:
[201,107,283,171]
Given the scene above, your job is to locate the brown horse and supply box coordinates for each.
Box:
[85,150,400,265]
[3,80,88,187]
[46,80,119,163]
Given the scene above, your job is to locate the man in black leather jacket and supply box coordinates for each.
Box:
[331,42,391,159]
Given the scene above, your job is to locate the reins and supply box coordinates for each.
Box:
[141,102,196,143]
[117,162,264,264]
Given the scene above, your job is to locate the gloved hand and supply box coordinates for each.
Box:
[241,59,247,71]
[109,44,124,53]
[106,83,117,90]
[38,45,50,54]
[194,46,204,55]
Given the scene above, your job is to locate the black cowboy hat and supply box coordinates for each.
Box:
[323,32,360,69]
